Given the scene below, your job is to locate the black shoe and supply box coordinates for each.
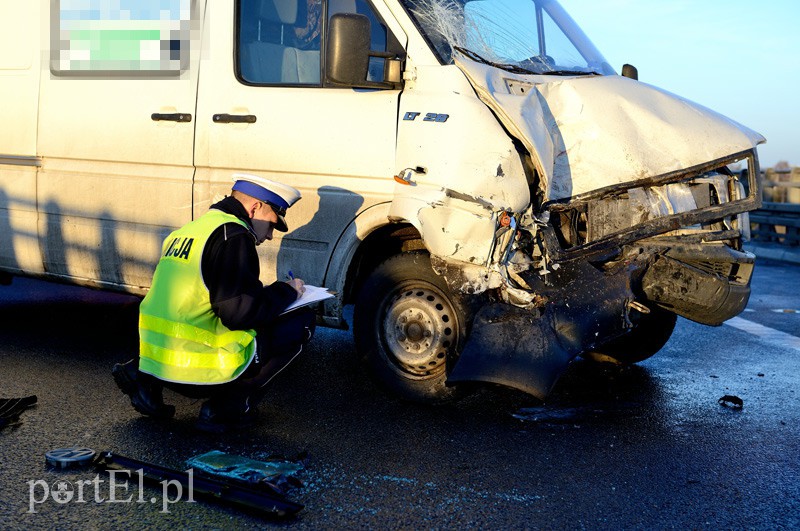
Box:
[112,361,175,419]
[195,397,256,433]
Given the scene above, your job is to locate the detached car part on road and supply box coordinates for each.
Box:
[0,0,763,403]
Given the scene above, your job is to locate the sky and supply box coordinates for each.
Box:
[558,0,799,168]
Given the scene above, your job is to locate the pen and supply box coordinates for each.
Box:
[287,270,294,280]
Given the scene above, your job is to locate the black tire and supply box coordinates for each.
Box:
[582,306,678,365]
[353,253,470,403]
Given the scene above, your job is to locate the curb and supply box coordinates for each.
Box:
[745,243,800,266]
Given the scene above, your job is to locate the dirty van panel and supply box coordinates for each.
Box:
[35,1,204,291]
[0,2,43,277]
[195,0,405,295]
[390,64,530,279]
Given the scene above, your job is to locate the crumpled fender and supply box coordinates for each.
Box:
[449,259,640,398]
[447,303,575,399]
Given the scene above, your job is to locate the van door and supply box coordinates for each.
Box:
[195,0,405,286]
[36,1,205,290]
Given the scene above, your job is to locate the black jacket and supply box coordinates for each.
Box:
[200,196,297,330]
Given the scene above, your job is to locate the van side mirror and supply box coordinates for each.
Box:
[326,13,402,89]
[621,64,638,80]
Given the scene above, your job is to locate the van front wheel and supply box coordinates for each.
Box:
[354,253,468,403]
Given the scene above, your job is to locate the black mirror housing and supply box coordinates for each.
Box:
[326,13,371,86]
[621,63,638,80]
[326,13,402,89]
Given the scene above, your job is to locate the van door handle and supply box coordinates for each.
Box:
[151,113,192,122]
[213,113,257,124]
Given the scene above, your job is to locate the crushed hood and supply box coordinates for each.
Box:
[454,53,766,202]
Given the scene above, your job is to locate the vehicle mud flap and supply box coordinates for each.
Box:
[447,303,578,399]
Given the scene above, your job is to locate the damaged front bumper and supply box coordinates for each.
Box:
[445,151,761,398]
[640,242,754,326]
[542,151,760,259]
[448,257,642,398]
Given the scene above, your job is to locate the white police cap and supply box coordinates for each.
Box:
[231,173,301,232]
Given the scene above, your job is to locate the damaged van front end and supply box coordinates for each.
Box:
[446,147,761,399]
[442,52,763,398]
[365,0,764,401]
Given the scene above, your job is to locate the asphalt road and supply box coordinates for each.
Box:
[0,259,798,529]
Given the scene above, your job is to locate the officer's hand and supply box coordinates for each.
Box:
[287,278,305,299]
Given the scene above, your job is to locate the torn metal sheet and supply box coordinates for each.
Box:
[454,53,765,202]
[448,303,575,399]
[418,204,496,265]
[449,256,641,396]
[392,185,513,271]
[430,255,500,295]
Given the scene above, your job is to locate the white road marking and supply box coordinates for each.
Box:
[725,316,800,351]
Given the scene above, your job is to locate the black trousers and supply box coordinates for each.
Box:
[164,308,316,407]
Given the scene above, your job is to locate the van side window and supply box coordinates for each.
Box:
[237,0,393,86]
[238,0,322,85]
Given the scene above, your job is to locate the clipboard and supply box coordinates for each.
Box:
[281,284,335,314]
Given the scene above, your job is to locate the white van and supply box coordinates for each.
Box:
[0,0,764,401]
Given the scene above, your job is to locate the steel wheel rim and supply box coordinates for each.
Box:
[381,282,458,378]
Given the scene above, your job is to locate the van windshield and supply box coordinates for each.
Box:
[401,0,615,76]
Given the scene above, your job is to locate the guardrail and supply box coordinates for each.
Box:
[743,166,800,248]
[761,167,800,204]
[750,202,800,246]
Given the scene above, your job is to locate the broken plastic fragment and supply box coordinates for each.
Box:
[186,450,306,494]
[718,395,743,409]
[45,447,97,469]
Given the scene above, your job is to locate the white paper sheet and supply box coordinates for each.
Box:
[281,284,335,314]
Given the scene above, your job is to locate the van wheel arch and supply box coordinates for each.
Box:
[353,251,471,402]
[342,223,425,305]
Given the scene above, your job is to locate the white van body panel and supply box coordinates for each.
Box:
[322,201,393,322]
[0,2,43,275]
[391,64,529,267]
[34,1,204,289]
[0,2,39,156]
[455,54,766,202]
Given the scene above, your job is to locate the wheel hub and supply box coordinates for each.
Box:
[383,286,457,377]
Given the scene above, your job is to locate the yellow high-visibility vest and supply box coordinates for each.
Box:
[138,210,256,384]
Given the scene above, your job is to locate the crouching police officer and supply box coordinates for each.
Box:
[113,173,315,432]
